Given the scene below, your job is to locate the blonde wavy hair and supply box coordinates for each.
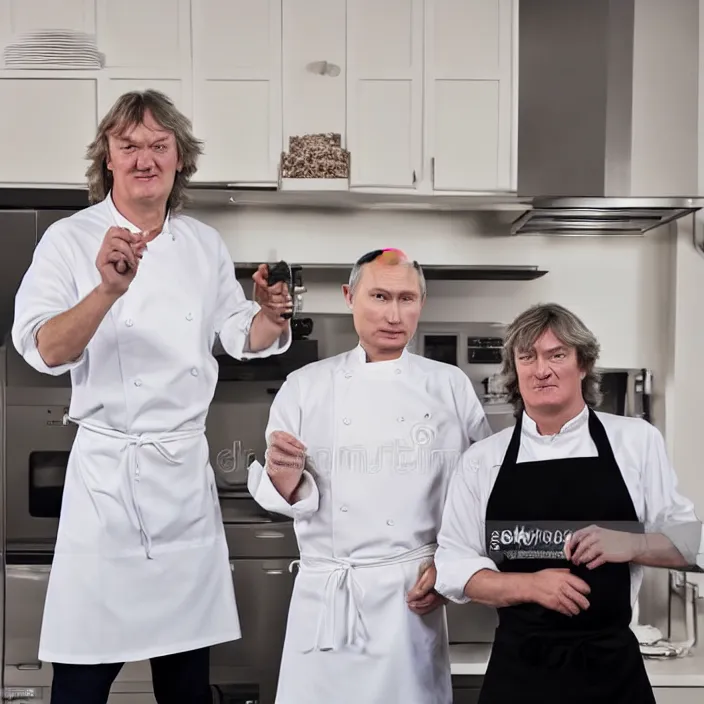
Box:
[500,303,603,417]
[85,90,204,212]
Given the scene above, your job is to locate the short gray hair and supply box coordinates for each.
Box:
[86,89,204,212]
[500,303,602,416]
[348,249,427,297]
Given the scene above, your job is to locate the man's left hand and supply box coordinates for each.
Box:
[252,264,293,325]
[407,562,447,616]
[565,525,644,569]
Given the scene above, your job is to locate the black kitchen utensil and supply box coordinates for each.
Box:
[266,261,304,320]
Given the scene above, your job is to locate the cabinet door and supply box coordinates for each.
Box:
[424,0,515,193]
[346,0,423,190]
[282,0,346,148]
[0,0,95,40]
[191,0,282,185]
[96,0,191,119]
[0,78,97,185]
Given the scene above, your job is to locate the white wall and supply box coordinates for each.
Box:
[195,203,673,412]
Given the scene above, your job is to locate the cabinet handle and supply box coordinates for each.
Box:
[255,530,284,539]
[16,662,42,670]
[412,170,416,186]
[263,569,285,575]
[431,157,436,190]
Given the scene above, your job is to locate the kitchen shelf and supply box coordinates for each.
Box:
[234,263,548,282]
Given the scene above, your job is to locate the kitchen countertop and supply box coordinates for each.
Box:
[450,643,704,687]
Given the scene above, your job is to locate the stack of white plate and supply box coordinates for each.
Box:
[3,29,105,69]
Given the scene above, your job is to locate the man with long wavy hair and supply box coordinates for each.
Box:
[12,90,292,704]
[434,303,703,704]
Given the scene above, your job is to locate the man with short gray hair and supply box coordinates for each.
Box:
[435,302,703,704]
[247,248,492,704]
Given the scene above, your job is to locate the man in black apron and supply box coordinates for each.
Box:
[480,406,654,703]
[434,303,702,704]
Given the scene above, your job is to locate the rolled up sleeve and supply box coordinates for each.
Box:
[248,463,319,519]
[640,423,704,569]
[247,374,319,519]
[11,225,86,376]
[214,238,291,360]
[435,448,498,604]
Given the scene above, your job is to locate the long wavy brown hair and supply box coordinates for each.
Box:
[500,303,603,417]
[85,90,204,212]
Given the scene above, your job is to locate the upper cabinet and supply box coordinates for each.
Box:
[96,0,192,120]
[0,0,190,186]
[191,0,282,185]
[346,0,423,190]
[424,0,514,193]
[0,0,516,194]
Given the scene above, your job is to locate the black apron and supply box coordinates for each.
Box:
[479,408,655,704]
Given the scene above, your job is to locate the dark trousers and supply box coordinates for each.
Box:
[50,647,211,704]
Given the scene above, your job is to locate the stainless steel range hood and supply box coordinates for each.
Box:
[512,0,704,236]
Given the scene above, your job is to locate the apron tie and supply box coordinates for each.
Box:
[70,418,205,559]
[294,543,437,653]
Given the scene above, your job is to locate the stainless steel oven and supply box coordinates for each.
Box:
[4,343,73,550]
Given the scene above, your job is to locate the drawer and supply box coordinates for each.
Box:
[224,522,299,558]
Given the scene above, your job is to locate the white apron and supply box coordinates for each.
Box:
[11,196,289,664]
[38,419,240,665]
[249,346,492,704]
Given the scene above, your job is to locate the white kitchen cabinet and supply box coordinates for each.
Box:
[654,688,703,703]
[423,0,515,193]
[282,0,346,147]
[95,0,192,119]
[191,0,282,184]
[0,0,95,38]
[0,77,97,185]
[346,0,424,190]
[0,0,192,186]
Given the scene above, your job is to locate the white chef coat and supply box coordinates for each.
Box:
[248,344,492,704]
[11,194,290,664]
[434,406,704,610]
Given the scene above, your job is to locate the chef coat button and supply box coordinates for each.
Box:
[386,519,394,526]
[343,417,351,425]
[134,379,142,387]
[397,416,405,422]
[424,412,431,419]
[191,368,199,377]
[340,506,348,512]
[344,372,352,379]
[186,312,193,321]
[125,318,134,327]
[394,368,401,375]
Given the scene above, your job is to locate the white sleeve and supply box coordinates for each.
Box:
[435,446,499,603]
[452,372,492,450]
[641,422,703,569]
[11,225,87,376]
[458,373,494,445]
[247,374,319,519]
[214,236,291,360]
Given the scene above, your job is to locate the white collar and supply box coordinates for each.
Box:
[106,192,173,240]
[522,404,589,442]
[349,342,410,373]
